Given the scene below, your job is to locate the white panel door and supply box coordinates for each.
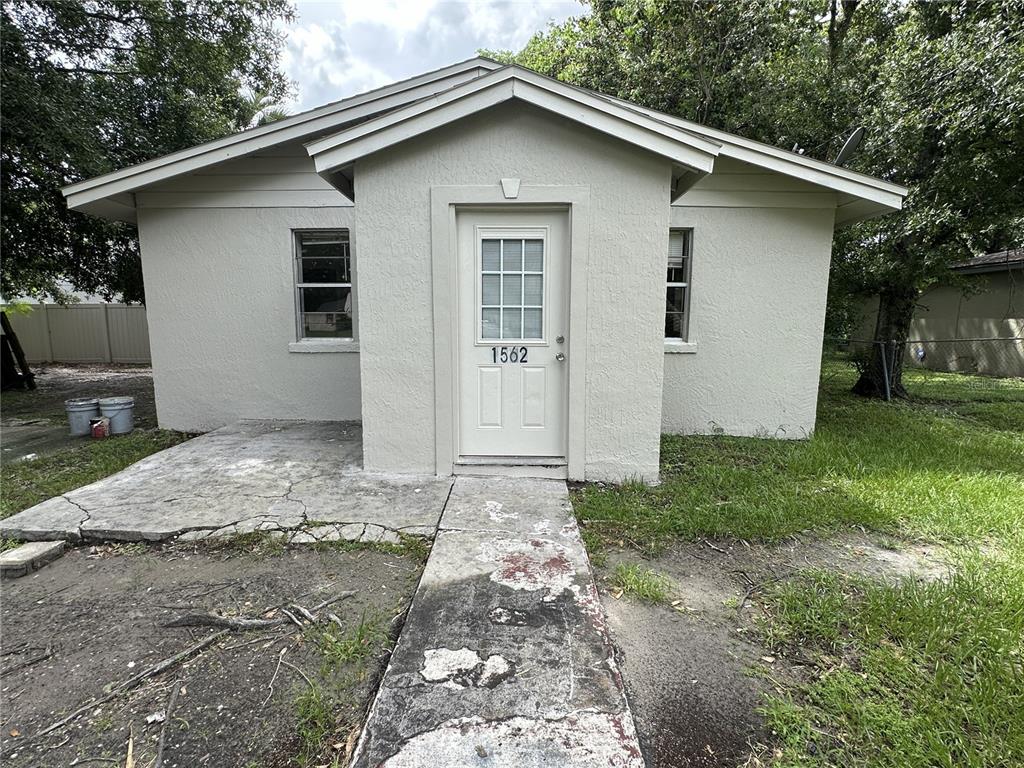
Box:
[457,210,569,457]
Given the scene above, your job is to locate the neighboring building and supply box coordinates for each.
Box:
[62,59,906,481]
[857,248,1023,378]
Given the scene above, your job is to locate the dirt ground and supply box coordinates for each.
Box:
[1,364,157,464]
[595,532,948,767]
[0,541,423,768]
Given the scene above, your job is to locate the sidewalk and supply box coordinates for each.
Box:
[352,476,644,767]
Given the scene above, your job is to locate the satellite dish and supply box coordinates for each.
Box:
[833,126,865,166]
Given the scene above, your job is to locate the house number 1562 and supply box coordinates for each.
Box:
[491,346,528,364]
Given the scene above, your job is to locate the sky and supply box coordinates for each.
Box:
[279,0,583,113]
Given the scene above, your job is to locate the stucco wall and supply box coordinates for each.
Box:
[355,102,670,480]
[137,204,361,431]
[661,205,836,438]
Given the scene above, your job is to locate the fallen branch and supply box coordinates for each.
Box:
[1,643,53,677]
[262,648,287,708]
[153,680,182,768]
[310,591,356,612]
[162,613,288,631]
[35,630,229,739]
[280,658,315,690]
[701,538,728,554]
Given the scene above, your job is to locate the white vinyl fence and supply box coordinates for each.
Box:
[3,304,151,364]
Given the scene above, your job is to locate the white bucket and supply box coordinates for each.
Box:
[66,398,100,437]
[98,396,135,435]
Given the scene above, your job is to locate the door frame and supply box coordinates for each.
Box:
[430,184,591,478]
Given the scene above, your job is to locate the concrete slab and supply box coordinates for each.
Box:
[0,540,65,578]
[0,421,451,543]
[352,477,644,767]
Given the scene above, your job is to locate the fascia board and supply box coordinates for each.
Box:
[63,58,497,208]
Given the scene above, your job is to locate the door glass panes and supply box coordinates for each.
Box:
[480,237,544,340]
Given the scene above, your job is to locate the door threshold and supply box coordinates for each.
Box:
[454,455,568,479]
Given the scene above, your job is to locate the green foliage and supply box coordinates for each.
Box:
[507,1,1024,350]
[610,562,673,603]
[1,0,294,303]
[0,429,192,519]
[758,556,1024,766]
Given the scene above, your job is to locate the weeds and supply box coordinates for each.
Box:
[199,531,286,557]
[307,609,385,672]
[610,563,672,603]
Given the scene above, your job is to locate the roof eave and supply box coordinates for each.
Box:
[62,57,501,215]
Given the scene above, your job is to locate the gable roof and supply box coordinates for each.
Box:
[63,57,498,221]
[305,66,721,202]
[64,58,907,225]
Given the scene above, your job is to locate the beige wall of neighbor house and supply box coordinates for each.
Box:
[856,271,1024,377]
[661,200,837,439]
[355,103,670,480]
[137,181,361,431]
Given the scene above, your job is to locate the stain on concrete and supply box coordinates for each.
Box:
[350,478,643,767]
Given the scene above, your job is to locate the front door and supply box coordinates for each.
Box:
[457,209,569,459]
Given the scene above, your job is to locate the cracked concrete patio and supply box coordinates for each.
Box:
[0,420,452,544]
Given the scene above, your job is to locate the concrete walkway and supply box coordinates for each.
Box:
[0,421,451,544]
[352,477,644,767]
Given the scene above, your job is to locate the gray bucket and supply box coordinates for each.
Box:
[98,396,135,435]
[66,398,100,437]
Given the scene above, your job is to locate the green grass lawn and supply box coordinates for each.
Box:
[575,367,1024,553]
[574,363,1024,768]
[1,430,191,519]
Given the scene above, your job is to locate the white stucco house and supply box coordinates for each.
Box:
[63,59,906,482]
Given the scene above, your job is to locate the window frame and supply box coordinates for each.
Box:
[665,228,693,344]
[292,229,355,343]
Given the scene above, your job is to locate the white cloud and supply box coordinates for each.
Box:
[280,0,582,112]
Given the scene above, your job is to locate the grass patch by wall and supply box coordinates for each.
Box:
[574,368,1024,554]
[1,430,191,519]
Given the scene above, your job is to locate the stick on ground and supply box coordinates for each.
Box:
[35,630,229,739]
[153,680,182,768]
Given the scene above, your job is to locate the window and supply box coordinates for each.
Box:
[295,231,352,340]
[480,237,544,341]
[665,230,691,341]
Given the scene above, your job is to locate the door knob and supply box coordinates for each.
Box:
[555,353,566,362]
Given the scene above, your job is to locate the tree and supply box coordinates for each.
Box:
[1,0,295,304]
[505,0,1024,398]
[834,1,1024,397]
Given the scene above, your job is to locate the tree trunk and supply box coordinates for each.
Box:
[852,287,917,399]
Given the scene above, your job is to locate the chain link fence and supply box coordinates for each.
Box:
[823,337,1024,402]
